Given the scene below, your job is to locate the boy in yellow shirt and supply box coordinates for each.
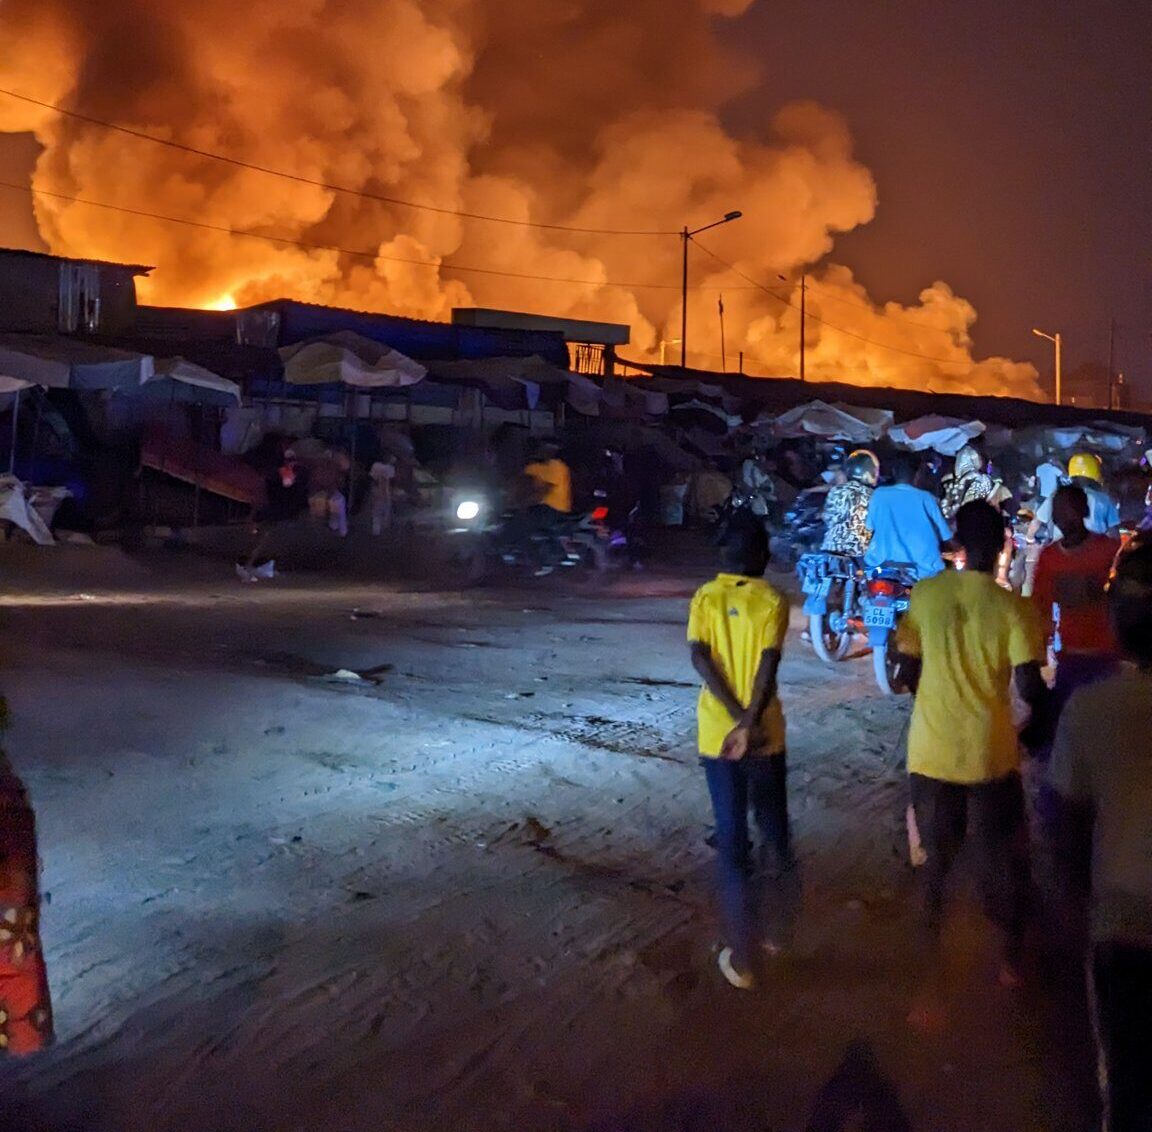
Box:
[688,523,792,990]
[895,501,1047,989]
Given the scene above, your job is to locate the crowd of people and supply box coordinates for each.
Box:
[688,440,1152,1129]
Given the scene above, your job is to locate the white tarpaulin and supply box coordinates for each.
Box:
[1047,422,1147,453]
[280,331,426,388]
[143,357,243,405]
[768,400,893,442]
[889,415,986,455]
[0,476,70,545]
[0,334,153,390]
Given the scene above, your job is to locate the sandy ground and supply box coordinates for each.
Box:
[0,533,1099,1132]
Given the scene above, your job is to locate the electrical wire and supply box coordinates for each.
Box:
[0,86,679,237]
[0,178,724,292]
[691,236,970,367]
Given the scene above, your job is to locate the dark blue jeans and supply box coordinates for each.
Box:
[703,753,791,969]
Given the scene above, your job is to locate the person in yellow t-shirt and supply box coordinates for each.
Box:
[687,522,792,990]
[894,500,1047,988]
[523,439,572,515]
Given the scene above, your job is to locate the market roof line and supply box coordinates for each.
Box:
[0,179,746,292]
[691,237,971,367]
[0,87,680,237]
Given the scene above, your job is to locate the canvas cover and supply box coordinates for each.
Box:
[280,331,426,388]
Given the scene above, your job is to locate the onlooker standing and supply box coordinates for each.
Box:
[0,696,54,1055]
[1031,484,1121,736]
[369,459,396,536]
[894,501,1047,987]
[688,524,792,990]
[1050,541,1152,1132]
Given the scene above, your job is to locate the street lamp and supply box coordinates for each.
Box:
[681,211,743,368]
[779,272,808,382]
[1032,327,1063,406]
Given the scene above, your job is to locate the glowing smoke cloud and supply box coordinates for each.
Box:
[0,0,1040,397]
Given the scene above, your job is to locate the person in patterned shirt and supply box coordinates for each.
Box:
[821,449,879,557]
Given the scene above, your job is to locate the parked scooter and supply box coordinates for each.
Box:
[797,551,863,662]
[860,561,918,694]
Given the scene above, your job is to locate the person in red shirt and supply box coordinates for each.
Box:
[1031,484,1121,757]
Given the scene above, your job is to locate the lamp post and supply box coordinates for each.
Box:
[1032,327,1062,405]
[680,211,743,368]
[779,272,808,381]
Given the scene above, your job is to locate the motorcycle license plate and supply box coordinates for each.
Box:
[863,605,895,629]
[802,576,832,597]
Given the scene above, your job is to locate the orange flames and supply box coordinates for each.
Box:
[0,0,1040,398]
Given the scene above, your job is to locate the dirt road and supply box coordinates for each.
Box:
[0,540,1097,1131]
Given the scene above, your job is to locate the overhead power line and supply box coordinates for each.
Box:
[0,87,678,238]
[0,178,733,291]
[691,237,970,367]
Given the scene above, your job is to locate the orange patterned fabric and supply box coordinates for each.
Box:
[0,765,53,1055]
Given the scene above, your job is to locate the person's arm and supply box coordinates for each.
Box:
[1011,601,1051,752]
[889,587,922,694]
[1048,697,1095,936]
[721,647,782,760]
[689,641,744,723]
[928,496,955,547]
[1105,499,1122,538]
[1030,549,1056,640]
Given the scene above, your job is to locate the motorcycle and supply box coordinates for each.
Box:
[443,489,606,584]
[770,486,828,571]
[797,551,863,662]
[860,561,918,695]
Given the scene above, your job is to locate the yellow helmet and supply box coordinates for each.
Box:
[1068,452,1103,484]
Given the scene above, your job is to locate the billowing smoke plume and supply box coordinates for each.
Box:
[0,0,1040,397]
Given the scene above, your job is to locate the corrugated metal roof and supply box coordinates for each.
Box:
[244,299,571,367]
[0,245,153,274]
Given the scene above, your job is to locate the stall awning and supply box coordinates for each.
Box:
[0,334,153,390]
[280,331,426,388]
[766,400,893,442]
[888,415,985,455]
[139,358,243,406]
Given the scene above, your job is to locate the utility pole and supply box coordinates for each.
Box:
[679,211,743,369]
[799,274,807,382]
[779,272,808,381]
[680,227,688,369]
[718,294,727,371]
[1032,327,1063,406]
[1107,318,1117,410]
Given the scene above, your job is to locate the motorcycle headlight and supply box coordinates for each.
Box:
[456,500,481,521]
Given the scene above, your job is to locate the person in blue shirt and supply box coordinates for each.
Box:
[864,453,953,580]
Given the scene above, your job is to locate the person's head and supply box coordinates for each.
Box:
[955,500,1005,572]
[534,438,561,461]
[719,520,769,577]
[1068,452,1103,486]
[845,449,880,486]
[1051,484,1089,541]
[887,451,919,485]
[954,445,982,478]
[1109,540,1152,669]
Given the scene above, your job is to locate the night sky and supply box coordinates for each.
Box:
[723,0,1152,397]
[1,1,1148,399]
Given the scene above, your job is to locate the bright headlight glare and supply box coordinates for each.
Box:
[456,500,481,521]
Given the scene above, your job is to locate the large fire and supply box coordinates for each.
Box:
[0,0,1040,398]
